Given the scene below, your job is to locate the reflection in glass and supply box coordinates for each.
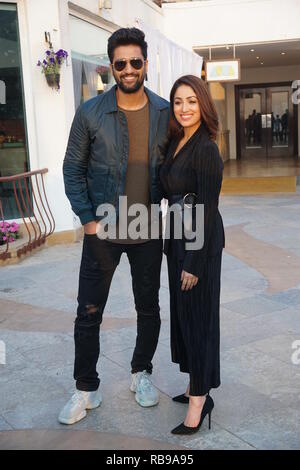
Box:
[271,92,289,148]
[244,93,262,148]
[69,16,114,109]
[0,3,30,220]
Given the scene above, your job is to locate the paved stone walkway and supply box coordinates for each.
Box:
[1,193,300,450]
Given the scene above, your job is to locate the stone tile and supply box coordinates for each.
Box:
[99,327,138,355]
[249,334,299,365]
[258,307,300,335]
[222,295,288,318]
[221,344,300,408]
[0,330,71,355]
[2,398,69,430]
[0,429,185,450]
[0,416,13,431]
[182,423,255,450]
[212,380,284,429]
[230,407,300,450]
[220,286,257,304]
[20,338,74,369]
[0,370,67,414]
[0,287,77,313]
[260,288,300,307]
[220,312,288,351]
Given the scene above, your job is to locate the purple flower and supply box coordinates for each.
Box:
[37,60,41,66]
[9,237,15,243]
[46,50,51,56]
[56,49,68,59]
[2,236,7,241]
[43,59,47,65]
[50,58,55,64]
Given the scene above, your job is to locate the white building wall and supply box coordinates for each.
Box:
[21,0,75,232]
[163,0,300,50]
[74,0,164,30]
[2,0,76,231]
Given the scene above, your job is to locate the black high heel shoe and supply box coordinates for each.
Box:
[171,394,214,435]
[172,393,189,404]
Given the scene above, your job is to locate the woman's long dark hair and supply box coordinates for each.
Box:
[168,75,219,141]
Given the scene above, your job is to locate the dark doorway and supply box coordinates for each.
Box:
[236,83,298,159]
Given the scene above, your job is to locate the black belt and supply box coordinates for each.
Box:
[167,193,197,208]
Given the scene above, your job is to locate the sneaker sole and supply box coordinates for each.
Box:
[135,395,159,407]
[58,398,102,425]
[58,409,87,425]
[86,399,102,410]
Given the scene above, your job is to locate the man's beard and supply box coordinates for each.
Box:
[114,72,145,94]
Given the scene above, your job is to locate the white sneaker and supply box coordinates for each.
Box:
[130,371,159,407]
[58,388,102,425]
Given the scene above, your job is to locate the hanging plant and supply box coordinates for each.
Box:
[37,47,68,91]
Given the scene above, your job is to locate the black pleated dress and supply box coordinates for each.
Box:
[159,122,225,396]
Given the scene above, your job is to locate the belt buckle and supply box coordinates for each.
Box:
[183,192,197,209]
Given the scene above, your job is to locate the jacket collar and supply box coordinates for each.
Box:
[102,84,169,113]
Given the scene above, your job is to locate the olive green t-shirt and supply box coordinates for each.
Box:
[109,102,152,244]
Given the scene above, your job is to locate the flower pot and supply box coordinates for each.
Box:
[45,73,60,90]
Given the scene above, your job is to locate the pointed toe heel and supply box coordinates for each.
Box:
[171,394,214,435]
[172,393,189,404]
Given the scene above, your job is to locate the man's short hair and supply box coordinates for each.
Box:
[107,27,148,63]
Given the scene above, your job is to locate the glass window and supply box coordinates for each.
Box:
[69,15,114,109]
[0,3,30,219]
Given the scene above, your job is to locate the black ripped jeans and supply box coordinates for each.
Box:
[74,234,163,391]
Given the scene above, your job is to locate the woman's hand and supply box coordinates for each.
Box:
[84,221,97,235]
[181,270,199,291]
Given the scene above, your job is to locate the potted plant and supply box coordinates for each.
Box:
[37,47,68,91]
[0,221,21,245]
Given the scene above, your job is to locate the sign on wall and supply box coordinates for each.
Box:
[205,59,241,83]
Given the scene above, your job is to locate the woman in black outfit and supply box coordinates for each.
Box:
[159,75,225,435]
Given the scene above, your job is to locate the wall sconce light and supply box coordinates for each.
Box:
[99,0,112,9]
[44,31,53,49]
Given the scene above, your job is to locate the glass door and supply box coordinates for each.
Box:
[238,84,296,159]
[239,88,267,158]
[267,86,294,157]
[0,3,30,219]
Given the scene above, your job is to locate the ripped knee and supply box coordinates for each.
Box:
[76,303,102,326]
[85,304,99,314]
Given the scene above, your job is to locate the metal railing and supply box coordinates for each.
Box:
[0,168,55,261]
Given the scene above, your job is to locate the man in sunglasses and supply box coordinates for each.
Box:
[60,28,169,424]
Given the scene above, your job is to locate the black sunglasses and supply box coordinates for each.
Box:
[112,58,145,72]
